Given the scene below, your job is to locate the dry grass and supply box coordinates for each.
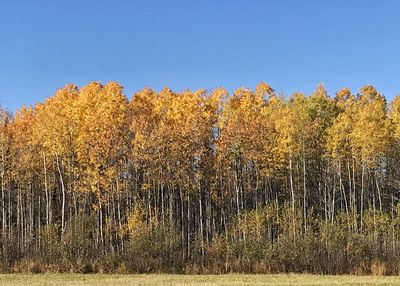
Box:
[0,274,400,286]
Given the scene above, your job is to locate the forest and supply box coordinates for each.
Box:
[0,81,400,274]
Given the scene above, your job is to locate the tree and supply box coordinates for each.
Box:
[34,84,78,234]
[2,81,400,274]
[352,85,389,223]
[75,81,129,252]
[0,106,12,234]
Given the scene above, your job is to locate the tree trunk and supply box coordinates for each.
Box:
[1,171,5,233]
[360,161,365,231]
[56,154,66,235]
[302,145,307,232]
[43,154,49,226]
[289,158,295,213]
[198,183,204,259]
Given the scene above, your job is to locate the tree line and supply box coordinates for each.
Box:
[0,81,400,274]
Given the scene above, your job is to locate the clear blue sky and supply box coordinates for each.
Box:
[1,0,400,111]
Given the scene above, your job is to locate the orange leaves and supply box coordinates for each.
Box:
[74,82,129,196]
[389,95,400,141]
[34,84,78,155]
[0,107,12,180]
[327,88,355,160]
[8,106,39,188]
[10,81,130,199]
[4,81,396,205]
[217,84,279,181]
[351,85,389,165]
[326,85,391,168]
[130,86,217,191]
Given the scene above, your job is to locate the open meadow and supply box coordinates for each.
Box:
[0,274,400,286]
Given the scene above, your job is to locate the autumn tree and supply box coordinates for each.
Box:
[0,107,11,234]
[34,84,78,233]
[352,85,389,221]
[1,81,400,274]
[75,81,129,252]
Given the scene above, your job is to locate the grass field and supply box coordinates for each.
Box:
[0,274,400,286]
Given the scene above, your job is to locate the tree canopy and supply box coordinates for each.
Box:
[1,81,400,274]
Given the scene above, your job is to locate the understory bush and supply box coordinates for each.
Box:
[1,207,400,274]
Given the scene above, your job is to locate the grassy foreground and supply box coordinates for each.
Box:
[0,274,400,286]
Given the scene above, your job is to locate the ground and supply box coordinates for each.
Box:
[0,274,400,286]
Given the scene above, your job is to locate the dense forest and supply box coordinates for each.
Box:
[1,82,400,274]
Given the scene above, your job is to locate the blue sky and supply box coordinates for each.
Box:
[1,0,400,111]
